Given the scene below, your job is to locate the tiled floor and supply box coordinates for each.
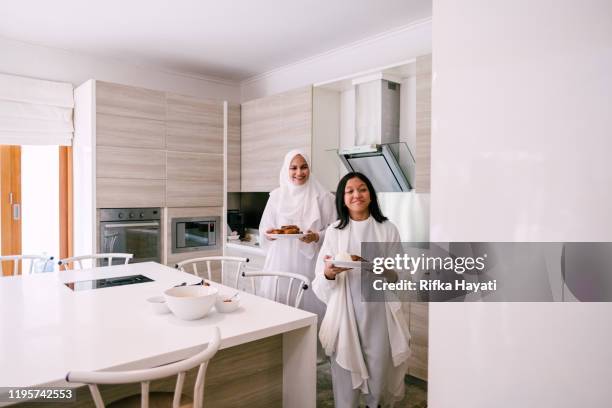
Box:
[317,361,428,407]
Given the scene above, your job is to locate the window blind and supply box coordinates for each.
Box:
[0,73,74,146]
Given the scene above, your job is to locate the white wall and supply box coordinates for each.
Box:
[430,1,612,407]
[241,19,432,101]
[0,37,240,102]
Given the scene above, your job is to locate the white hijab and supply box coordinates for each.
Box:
[270,149,330,234]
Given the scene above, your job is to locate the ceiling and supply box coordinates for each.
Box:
[0,0,431,82]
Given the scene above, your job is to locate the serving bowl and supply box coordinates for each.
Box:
[164,286,219,320]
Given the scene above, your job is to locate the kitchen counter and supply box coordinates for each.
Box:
[225,240,266,257]
[0,262,315,407]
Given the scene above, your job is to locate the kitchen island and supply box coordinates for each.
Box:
[0,262,316,407]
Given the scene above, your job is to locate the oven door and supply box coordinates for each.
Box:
[100,221,161,264]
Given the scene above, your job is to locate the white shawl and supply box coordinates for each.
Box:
[268,149,331,259]
[318,219,411,400]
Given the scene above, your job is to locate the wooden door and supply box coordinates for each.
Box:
[0,146,21,275]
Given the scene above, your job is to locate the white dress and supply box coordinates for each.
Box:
[313,217,411,408]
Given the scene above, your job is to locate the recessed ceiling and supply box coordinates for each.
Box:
[0,0,432,81]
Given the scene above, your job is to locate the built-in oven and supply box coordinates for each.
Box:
[99,208,161,264]
[171,216,220,253]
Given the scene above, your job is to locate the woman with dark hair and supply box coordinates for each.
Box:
[313,172,411,408]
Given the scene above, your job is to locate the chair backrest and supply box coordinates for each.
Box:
[0,254,54,276]
[175,256,249,289]
[241,271,310,308]
[66,327,221,408]
[58,253,133,270]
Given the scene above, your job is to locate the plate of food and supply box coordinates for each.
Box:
[266,225,305,239]
[325,252,369,269]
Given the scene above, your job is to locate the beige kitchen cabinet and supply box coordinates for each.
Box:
[96,146,165,180]
[407,302,429,381]
[96,113,165,149]
[241,86,312,192]
[415,54,432,193]
[166,93,223,154]
[166,152,223,207]
[227,104,241,192]
[96,81,165,121]
[96,178,165,208]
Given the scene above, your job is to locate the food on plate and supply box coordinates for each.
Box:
[269,225,303,234]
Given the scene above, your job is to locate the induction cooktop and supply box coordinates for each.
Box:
[65,274,154,291]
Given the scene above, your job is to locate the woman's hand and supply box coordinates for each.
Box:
[299,230,319,244]
[323,255,351,280]
[265,229,277,241]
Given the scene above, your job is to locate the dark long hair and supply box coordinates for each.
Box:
[335,172,388,229]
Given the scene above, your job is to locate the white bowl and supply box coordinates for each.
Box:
[146,296,170,314]
[164,286,219,320]
[215,295,241,313]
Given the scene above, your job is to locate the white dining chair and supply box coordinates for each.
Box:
[0,254,54,276]
[58,253,133,270]
[66,327,221,408]
[241,270,310,308]
[175,256,249,289]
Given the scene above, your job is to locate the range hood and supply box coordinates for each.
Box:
[337,76,414,192]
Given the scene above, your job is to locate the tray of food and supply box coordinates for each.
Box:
[266,225,305,239]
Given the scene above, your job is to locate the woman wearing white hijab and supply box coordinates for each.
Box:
[313,172,411,408]
[258,149,336,320]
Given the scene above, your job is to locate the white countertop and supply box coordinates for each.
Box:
[0,262,315,389]
[225,241,266,257]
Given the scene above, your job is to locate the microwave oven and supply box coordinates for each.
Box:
[171,216,220,253]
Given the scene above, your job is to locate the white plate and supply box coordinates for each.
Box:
[325,259,367,269]
[267,233,305,239]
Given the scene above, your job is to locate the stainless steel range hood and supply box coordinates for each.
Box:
[337,76,414,192]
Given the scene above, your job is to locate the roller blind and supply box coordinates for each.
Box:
[0,73,74,146]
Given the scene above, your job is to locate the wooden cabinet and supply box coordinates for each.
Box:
[166,152,223,207]
[227,104,241,193]
[415,54,432,193]
[407,302,429,381]
[96,81,165,121]
[96,146,165,180]
[96,113,165,149]
[96,178,165,208]
[241,86,312,192]
[166,93,223,154]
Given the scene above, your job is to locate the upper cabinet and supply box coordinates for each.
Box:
[79,80,225,209]
[227,104,241,193]
[96,81,165,121]
[415,54,432,193]
[241,86,312,192]
[166,93,223,154]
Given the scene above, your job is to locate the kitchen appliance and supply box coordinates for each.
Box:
[171,216,220,253]
[336,76,414,192]
[227,209,245,237]
[65,275,154,291]
[99,208,161,264]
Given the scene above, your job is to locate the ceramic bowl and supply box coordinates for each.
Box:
[215,295,241,313]
[146,295,170,314]
[164,286,218,320]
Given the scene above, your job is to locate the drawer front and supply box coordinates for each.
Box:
[97,178,165,208]
[96,81,165,120]
[166,93,223,153]
[166,179,222,207]
[97,147,165,179]
[96,113,165,149]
